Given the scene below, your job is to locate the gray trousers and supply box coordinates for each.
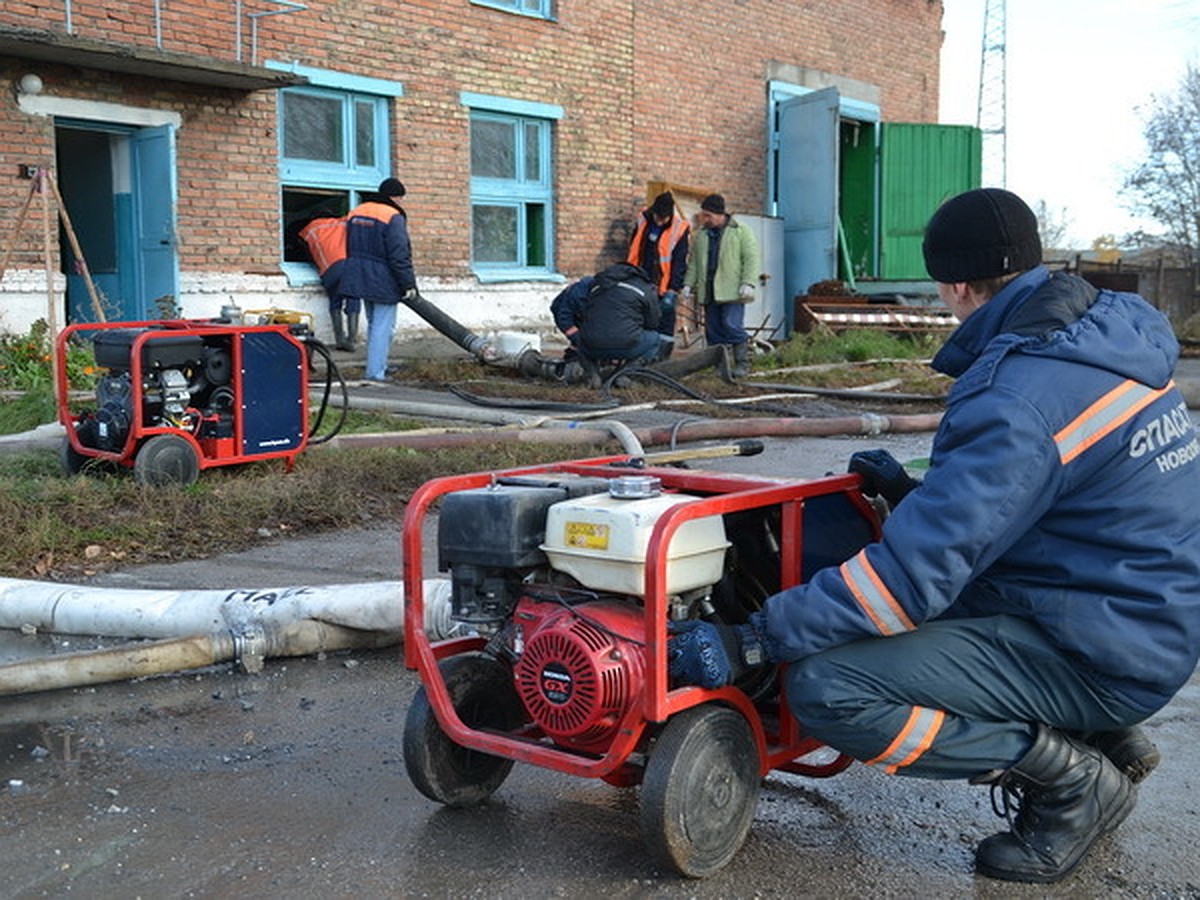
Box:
[785,614,1147,779]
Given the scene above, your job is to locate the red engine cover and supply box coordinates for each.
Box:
[512,597,646,753]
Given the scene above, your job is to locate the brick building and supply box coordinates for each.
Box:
[0,0,946,344]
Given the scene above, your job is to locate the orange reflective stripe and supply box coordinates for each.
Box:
[867,706,945,775]
[839,551,916,637]
[1054,379,1173,464]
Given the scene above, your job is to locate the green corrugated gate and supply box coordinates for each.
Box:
[878,124,982,279]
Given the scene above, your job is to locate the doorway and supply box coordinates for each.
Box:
[54,121,179,323]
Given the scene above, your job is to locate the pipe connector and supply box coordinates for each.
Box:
[233,627,268,674]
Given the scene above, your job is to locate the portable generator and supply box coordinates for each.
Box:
[56,319,312,486]
[401,455,881,877]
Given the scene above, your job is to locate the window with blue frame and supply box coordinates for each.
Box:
[471,0,554,20]
[278,85,390,263]
[468,108,555,277]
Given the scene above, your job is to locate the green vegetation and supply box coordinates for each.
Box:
[0,319,96,393]
[0,441,603,581]
[765,329,943,368]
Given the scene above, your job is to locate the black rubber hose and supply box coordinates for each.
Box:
[403,292,490,359]
[448,382,619,413]
[303,337,349,444]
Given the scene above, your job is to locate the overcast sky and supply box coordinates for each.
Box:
[938,0,1198,246]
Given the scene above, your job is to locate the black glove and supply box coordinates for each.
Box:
[667,620,765,689]
[848,448,920,508]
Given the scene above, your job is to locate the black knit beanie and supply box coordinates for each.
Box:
[650,191,675,219]
[378,177,407,198]
[922,188,1042,283]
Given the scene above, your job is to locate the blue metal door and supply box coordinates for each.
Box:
[776,87,839,320]
[132,125,179,318]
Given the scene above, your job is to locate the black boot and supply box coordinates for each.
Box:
[975,725,1137,883]
[330,311,349,351]
[731,342,750,378]
[344,312,360,352]
[1078,726,1160,784]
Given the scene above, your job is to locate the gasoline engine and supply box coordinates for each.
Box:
[434,471,865,754]
[86,328,237,454]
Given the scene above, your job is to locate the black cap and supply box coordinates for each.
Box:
[378,177,406,198]
[650,191,675,219]
[700,193,726,215]
[922,188,1042,283]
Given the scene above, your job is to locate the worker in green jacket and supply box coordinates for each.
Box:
[682,194,760,377]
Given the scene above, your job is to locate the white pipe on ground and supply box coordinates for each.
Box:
[0,577,455,642]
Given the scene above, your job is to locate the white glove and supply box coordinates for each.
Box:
[738,283,755,301]
[680,285,694,301]
[402,287,419,302]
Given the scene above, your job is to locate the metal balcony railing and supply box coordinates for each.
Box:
[50,0,307,66]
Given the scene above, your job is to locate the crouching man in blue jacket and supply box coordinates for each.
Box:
[669,188,1200,884]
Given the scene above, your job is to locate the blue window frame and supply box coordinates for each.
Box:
[463,93,561,280]
[268,63,403,270]
[471,0,554,20]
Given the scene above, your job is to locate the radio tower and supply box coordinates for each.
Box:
[976,0,1007,187]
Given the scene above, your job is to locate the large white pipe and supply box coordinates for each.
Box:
[0,577,455,641]
[0,620,399,697]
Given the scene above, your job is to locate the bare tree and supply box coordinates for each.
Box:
[1033,199,1072,251]
[1122,64,1200,264]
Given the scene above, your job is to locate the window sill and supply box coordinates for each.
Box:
[473,268,566,285]
[281,262,322,287]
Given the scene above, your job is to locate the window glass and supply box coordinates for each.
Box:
[282,92,343,162]
[354,100,376,168]
[467,109,553,274]
[471,0,553,19]
[472,204,519,263]
[523,121,541,183]
[471,118,517,179]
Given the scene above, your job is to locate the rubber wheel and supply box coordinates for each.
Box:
[640,704,761,877]
[403,653,525,807]
[60,418,97,476]
[59,419,111,477]
[133,434,201,487]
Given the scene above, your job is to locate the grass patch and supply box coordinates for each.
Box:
[0,441,607,581]
[765,329,943,368]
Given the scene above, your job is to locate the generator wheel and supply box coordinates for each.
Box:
[640,704,761,878]
[59,419,98,476]
[403,653,524,807]
[133,434,200,487]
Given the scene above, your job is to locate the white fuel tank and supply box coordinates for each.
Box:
[541,484,729,596]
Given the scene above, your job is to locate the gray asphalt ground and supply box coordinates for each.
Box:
[2,346,1199,897]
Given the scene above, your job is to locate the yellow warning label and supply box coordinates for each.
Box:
[564,521,609,550]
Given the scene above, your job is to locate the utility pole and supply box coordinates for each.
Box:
[976,0,1007,188]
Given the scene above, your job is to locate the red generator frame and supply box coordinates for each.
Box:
[402,455,881,877]
[56,319,309,486]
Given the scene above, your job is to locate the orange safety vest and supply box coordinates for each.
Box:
[299,217,347,275]
[627,214,689,294]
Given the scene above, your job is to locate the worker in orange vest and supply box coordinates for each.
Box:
[628,191,689,360]
[299,216,355,351]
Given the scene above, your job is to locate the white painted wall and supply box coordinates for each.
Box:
[0,269,564,349]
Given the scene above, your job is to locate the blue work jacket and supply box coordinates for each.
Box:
[756,266,1200,713]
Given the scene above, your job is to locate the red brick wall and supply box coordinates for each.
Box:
[1,0,943,284]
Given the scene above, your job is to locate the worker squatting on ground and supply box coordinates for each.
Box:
[550,262,661,386]
[628,191,690,360]
[668,188,1200,884]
